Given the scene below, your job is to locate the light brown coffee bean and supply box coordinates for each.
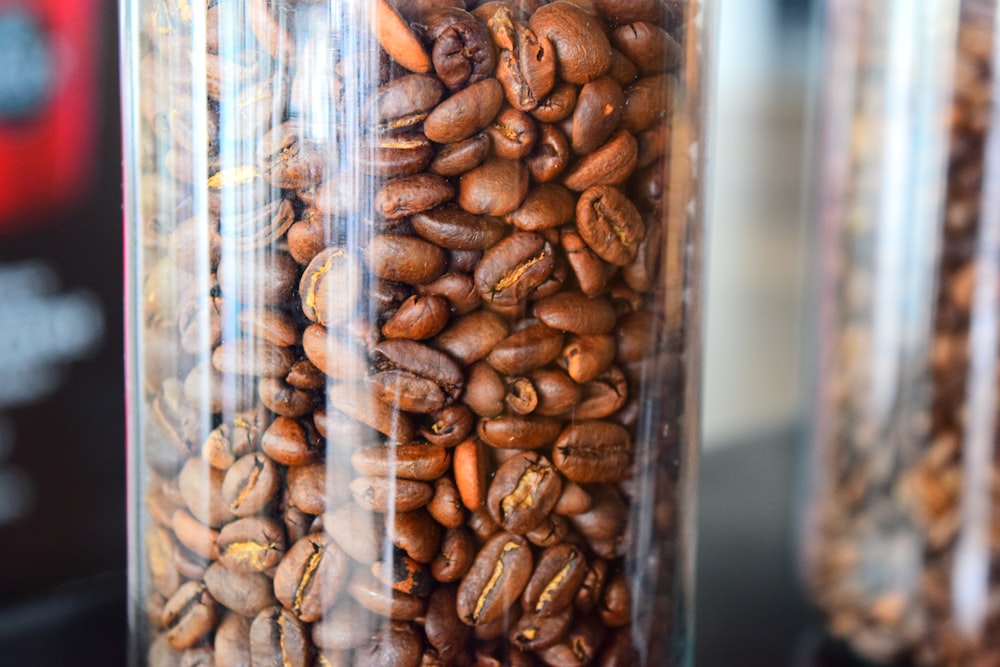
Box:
[222,452,281,517]
[212,338,295,378]
[258,377,314,418]
[453,436,489,510]
[382,294,452,340]
[327,383,416,443]
[249,606,312,667]
[261,417,313,466]
[214,612,252,667]
[286,461,326,514]
[299,248,363,327]
[349,570,428,620]
[147,524,181,599]
[350,476,434,512]
[375,0,433,73]
[162,581,218,650]
[170,508,219,561]
[217,516,287,574]
[456,532,534,625]
[301,324,369,381]
[203,561,276,618]
[178,458,236,529]
[274,533,349,622]
[351,443,451,481]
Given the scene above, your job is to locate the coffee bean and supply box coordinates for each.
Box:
[203,561,276,619]
[434,310,510,365]
[286,461,327,514]
[459,156,531,216]
[351,442,451,481]
[536,615,607,667]
[147,525,181,599]
[212,338,296,378]
[222,452,281,517]
[412,205,507,251]
[532,83,579,124]
[526,514,570,548]
[257,121,325,189]
[477,415,563,449]
[429,133,492,176]
[487,452,563,534]
[366,233,448,285]
[457,532,534,625]
[350,476,434,512]
[178,458,236,529]
[432,526,476,583]
[274,533,349,622]
[382,294,452,340]
[489,5,557,110]
[522,543,588,617]
[311,598,378,650]
[299,248,363,327]
[509,606,574,650]
[475,232,556,307]
[323,503,385,564]
[487,107,539,160]
[348,570,428,620]
[425,79,505,143]
[432,16,496,90]
[530,2,613,83]
[249,606,312,667]
[217,516,287,574]
[563,131,639,191]
[375,0,432,73]
[367,73,446,132]
[453,436,489,510]
[375,173,455,221]
[327,383,416,444]
[171,508,220,561]
[214,612,252,667]
[162,581,218,651]
[417,272,484,315]
[526,123,572,184]
[554,421,631,483]
[353,622,423,667]
[390,509,443,564]
[369,339,464,413]
[464,361,507,418]
[572,77,626,154]
[575,365,629,419]
[534,291,617,335]
[611,21,682,74]
[358,131,435,177]
[421,404,476,447]
[427,476,466,528]
[425,585,472,662]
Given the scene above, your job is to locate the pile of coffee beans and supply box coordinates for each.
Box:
[810,3,1000,664]
[135,0,700,665]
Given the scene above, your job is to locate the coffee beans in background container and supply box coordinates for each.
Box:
[122,0,712,664]
[803,1,1000,664]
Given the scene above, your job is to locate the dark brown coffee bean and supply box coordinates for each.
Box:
[366,234,448,285]
[383,294,451,340]
[162,581,218,650]
[323,503,385,564]
[598,627,640,666]
[258,121,326,189]
[569,485,627,544]
[389,509,444,565]
[349,570,428,620]
[311,598,378,650]
[237,307,297,347]
[376,173,455,221]
[477,415,562,449]
[510,606,574,651]
[426,585,473,663]
[358,131,435,177]
[522,543,587,617]
[536,615,606,667]
[506,184,576,231]
[428,476,466,528]
[249,606,311,667]
[369,339,464,413]
[203,561,276,618]
[354,622,423,667]
[490,5,557,111]
[222,452,281,517]
[615,309,655,363]
[287,461,327,514]
[486,322,564,375]
[432,18,496,90]
[553,480,593,516]
[574,364,628,418]
[459,156,530,216]
[273,533,349,622]
[421,404,476,447]
[505,376,539,415]
[217,516,287,574]
[525,513,570,547]
[592,0,668,26]
[611,21,681,74]
[598,572,631,627]
[375,0,432,73]
[487,452,563,534]
[554,421,631,483]
[301,325,369,382]
[469,506,504,542]
[530,2,612,83]
[412,205,507,251]
[622,75,670,133]
[453,436,489,510]
[217,249,297,306]
[171,508,220,561]
[464,361,507,418]
[575,184,645,266]
[533,292,617,335]
[261,417,313,466]
[563,130,639,191]
[558,333,615,383]
[430,133,492,176]
[571,77,625,154]
[258,377,315,418]
[417,272,484,315]
[475,232,556,307]
[212,338,295,378]
[532,83,579,123]
[350,476,434,512]
[434,310,510,364]
[327,383,416,444]
[367,74,446,132]
[425,79,504,143]
[351,443,451,481]
[432,526,476,583]
[214,612,252,667]
[525,124,571,184]
[487,107,538,160]
[607,47,640,85]
[178,458,235,529]
[299,247,363,326]
[457,532,534,625]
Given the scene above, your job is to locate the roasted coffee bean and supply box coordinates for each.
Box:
[572,77,626,154]
[178,291,222,355]
[457,532,534,625]
[464,361,507,418]
[354,622,424,667]
[453,436,489,510]
[323,503,385,564]
[428,476,466,528]
[434,310,510,364]
[559,334,616,383]
[526,124,572,184]
[349,569,428,620]
[475,232,556,307]
[351,442,451,481]
[162,581,218,650]
[217,249,297,306]
[536,615,607,667]
[487,107,539,160]
[178,458,236,529]
[274,533,349,622]
[607,47,640,86]
[532,83,579,124]
[468,506,503,542]
[530,2,613,83]
[487,452,563,534]
[249,606,312,667]
[529,368,582,416]
[534,292,617,335]
[616,309,656,363]
[311,598,377,650]
[553,480,594,516]
[505,376,539,415]
[358,131,435,177]
[487,322,565,375]
[554,421,631,483]
[350,475,434,512]
[372,553,433,598]
[217,516,287,573]
[459,156,531,216]
[212,338,296,378]
[598,572,631,627]
[222,452,281,517]
[258,121,325,189]
[432,526,477,583]
[261,417,313,466]
[421,404,476,447]
[299,248,363,327]
[526,513,570,547]
[237,307,298,347]
[366,233,448,285]
[563,131,639,191]
[622,75,670,133]
[477,415,563,449]
[418,272,484,314]
[301,325,369,382]
[148,525,181,599]
[203,561,276,618]
[611,21,681,74]
[370,339,464,413]
[430,133,493,176]
[327,383,416,443]
[490,5,557,111]
[306,173,362,216]
[376,173,455,221]
[426,585,473,662]
[432,17,496,90]
[507,184,576,232]
[510,606,574,650]
[367,74,446,132]
[569,485,628,545]
[574,365,628,418]
[389,509,443,564]
[375,0,432,73]
[425,79,505,143]
[576,188,646,266]
[412,205,507,251]
[522,543,588,617]
[214,612,252,667]
[286,461,327,514]
[258,377,314,417]
[171,508,220,561]
[383,294,452,340]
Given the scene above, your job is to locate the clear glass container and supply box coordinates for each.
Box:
[803,0,1000,663]
[121,1,711,664]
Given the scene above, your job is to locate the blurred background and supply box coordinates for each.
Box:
[0,0,833,664]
